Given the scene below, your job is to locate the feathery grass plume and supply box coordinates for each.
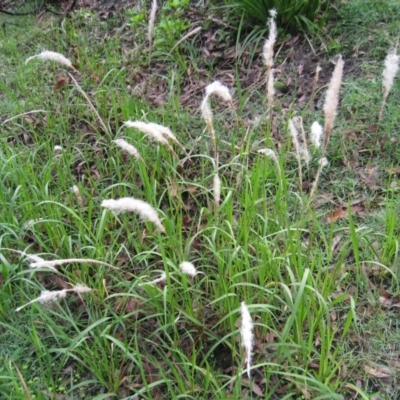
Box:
[201,81,234,165]
[309,65,322,111]
[147,122,188,156]
[15,289,67,312]
[257,148,277,160]
[0,248,57,271]
[113,138,143,161]
[379,52,400,123]
[240,301,254,378]
[73,283,92,293]
[213,173,221,208]
[15,284,92,312]
[124,120,180,160]
[141,272,167,286]
[0,250,107,275]
[26,255,58,272]
[200,95,217,162]
[262,9,277,116]
[292,116,310,165]
[125,120,168,144]
[29,258,119,270]
[310,121,323,148]
[71,185,84,207]
[382,53,400,99]
[288,118,303,189]
[180,262,198,277]
[323,55,344,152]
[148,0,157,60]
[101,197,165,233]
[309,157,328,200]
[205,81,234,106]
[262,10,277,70]
[25,50,74,70]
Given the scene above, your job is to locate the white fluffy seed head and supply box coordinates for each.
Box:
[15,289,68,312]
[29,259,59,271]
[310,121,323,148]
[73,284,92,293]
[205,81,233,103]
[113,139,142,160]
[382,53,400,99]
[201,96,213,127]
[124,121,169,145]
[323,55,344,135]
[148,0,158,45]
[101,197,165,233]
[288,118,301,157]
[319,157,328,167]
[25,50,73,68]
[213,173,221,206]
[39,289,68,304]
[146,272,167,285]
[258,148,277,162]
[146,122,183,147]
[179,262,198,277]
[262,11,277,69]
[240,302,254,378]
[288,118,299,139]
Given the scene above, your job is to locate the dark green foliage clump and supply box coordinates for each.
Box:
[233,0,331,30]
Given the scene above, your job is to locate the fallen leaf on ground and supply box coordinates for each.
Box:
[386,166,400,174]
[363,363,392,378]
[55,76,68,91]
[326,206,365,223]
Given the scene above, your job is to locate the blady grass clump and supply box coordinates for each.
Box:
[1,7,399,399]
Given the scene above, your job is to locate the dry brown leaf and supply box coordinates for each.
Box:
[326,208,347,223]
[55,76,68,91]
[53,275,72,290]
[326,205,365,223]
[378,287,400,308]
[331,235,342,254]
[241,378,264,397]
[386,166,400,175]
[363,364,392,378]
[357,166,381,190]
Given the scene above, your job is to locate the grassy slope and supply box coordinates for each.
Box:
[1,1,400,399]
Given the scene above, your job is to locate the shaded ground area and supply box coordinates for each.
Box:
[2,0,341,112]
